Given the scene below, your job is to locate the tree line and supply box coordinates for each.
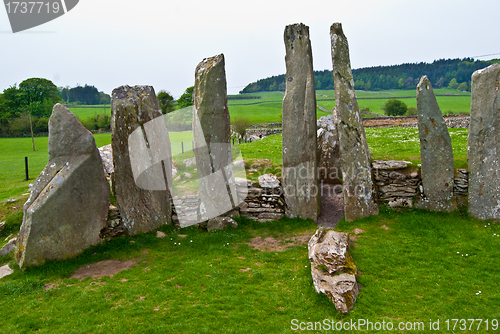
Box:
[0,78,111,137]
[240,58,500,93]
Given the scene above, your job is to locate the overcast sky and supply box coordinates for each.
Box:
[1,0,499,98]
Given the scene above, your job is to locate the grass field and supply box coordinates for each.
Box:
[0,204,499,332]
[1,90,497,333]
[65,89,472,125]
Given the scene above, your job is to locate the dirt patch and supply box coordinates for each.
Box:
[317,184,344,229]
[245,231,312,252]
[69,259,138,280]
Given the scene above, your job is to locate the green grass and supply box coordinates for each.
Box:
[365,127,469,169]
[1,207,499,333]
[68,106,111,120]
[0,134,111,203]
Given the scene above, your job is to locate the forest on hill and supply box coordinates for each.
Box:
[240,58,500,93]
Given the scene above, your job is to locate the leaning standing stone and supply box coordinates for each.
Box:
[330,22,378,221]
[468,64,500,220]
[415,76,455,211]
[193,54,238,222]
[111,86,171,235]
[282,23,321,220]
[16,104,110,269]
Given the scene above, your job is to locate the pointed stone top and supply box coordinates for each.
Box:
[417,75,432,92]
[196,54,225,75]
[330,22,343,35]
[48,103,96,160]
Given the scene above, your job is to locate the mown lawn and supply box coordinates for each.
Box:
[1,205,499,333]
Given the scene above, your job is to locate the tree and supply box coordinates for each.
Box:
[18,78,61,117]
[231,117,251,139]
[177,86,194,108]
[157,90,174,114]
[384,99,408,116]
[457,82,469,92]
[448,78,459,89]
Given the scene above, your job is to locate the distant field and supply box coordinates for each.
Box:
[66,89,471,125]
[68,105,111,120]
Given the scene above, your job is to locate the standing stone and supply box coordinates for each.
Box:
[111,86,171,235]
[282,23,320,220]
[16,104,109,269]
[193,54,239,222]
[330,22,378,222]
[317,114,342,184]
[416,76,455,211]
[468,64,500,219]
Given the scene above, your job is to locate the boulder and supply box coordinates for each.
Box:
[0,237,16,256]
[0,264,13,279]
[111,86,172,235]
[468,64,500,219]
[282,23,321,220]
[330,22,378,221]
[317,114,342,183]
[206,216,238,232]
[415,76,455,212]
[16,104,110,269]
[308,229,358,314]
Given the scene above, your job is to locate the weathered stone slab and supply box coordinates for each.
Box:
[317,114,342,183]
[0,237,16,256]
[193,54,239,222]
[16,104,109,269]
[308,229,358,314]
[415,76,455,211]
[282,23,320,220]
[330,23,378,221]
[468,64,500,219]
[0,264,13,279]
[111,86,171,235]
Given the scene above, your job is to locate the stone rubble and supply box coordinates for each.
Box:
[317,114,342,183]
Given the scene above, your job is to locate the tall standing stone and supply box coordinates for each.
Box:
[193,54,239,221]
[282,23,320,221]
[16,104,109,269]
[416,76,455,211]
[111,86,171,235]
[468,64,500,220]
[330,22,378,222]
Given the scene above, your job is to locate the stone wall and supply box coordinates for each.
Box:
[245,128,282,138]
[238,182,285,223]
[371,160,469,208]
[387,116,470,129]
